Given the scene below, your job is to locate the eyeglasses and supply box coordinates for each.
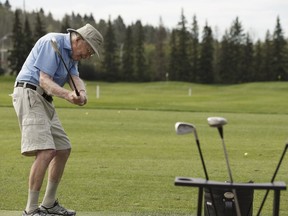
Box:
[85,42,94,57]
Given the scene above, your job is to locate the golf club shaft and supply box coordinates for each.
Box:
[196,140,209,180]
[221,136,242,216]
[196,139,219,216]
[256,144,288,216]
[50,40,80,96]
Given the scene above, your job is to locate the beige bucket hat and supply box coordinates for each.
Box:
[67,24,104,58]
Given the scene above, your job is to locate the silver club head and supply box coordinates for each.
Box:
[175,122,199,140]
[207,117,227,127]
[175,122,194,135]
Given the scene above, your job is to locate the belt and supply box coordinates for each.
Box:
[15,82,53,103]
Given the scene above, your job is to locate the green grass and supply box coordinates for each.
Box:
[0,76,288,215]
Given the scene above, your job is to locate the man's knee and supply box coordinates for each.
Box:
[36,149,57,162]
[56,149,71,160]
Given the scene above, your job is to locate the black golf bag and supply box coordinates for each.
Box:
[204,184,254,216]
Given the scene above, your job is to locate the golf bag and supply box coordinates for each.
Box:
[204,184,254,216]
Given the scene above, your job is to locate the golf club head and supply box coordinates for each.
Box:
[175,122,194,135]
[175,122,199,140]
[207,117,227,127]
[50,38,60,54]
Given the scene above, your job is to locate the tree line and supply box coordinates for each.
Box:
[1,0,288,83]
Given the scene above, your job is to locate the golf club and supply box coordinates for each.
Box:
[256,143,288,216]
[207,117,242,216]
[175,122,219,216]
[50,38,80,96]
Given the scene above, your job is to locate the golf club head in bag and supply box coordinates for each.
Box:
[175,122,198,139]
[175,122,219,216]
[207,117,227,139]
[175,122,209,178]
[207,117,242,216]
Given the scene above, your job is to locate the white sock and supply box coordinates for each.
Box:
[25,190,40,213]
[42,181,59,207]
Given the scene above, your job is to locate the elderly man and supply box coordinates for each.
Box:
[12,24,103,216]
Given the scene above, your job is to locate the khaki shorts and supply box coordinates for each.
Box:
[12,86,71,156]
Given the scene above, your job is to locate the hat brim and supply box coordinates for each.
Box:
[67,28,100,58]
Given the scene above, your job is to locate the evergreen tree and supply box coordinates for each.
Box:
[241,34,254,82]
[190,15,199,82]
[176,9,191,81]
[8,9,25,75]
[34,12,46,41]
[71,13,84,28]
[23,17,34,59]
[154,17,167,81]
[271,17,288,80]
[134,20,147,81]
[219,17,245,83]
[4,0,11,10]
[102,19,119,81]
[60,15,71,33]
[218,31,234,83]
[121,26,134,81]
[198,23,214,83]
[168,29,178,80]
[253,40,265,81]
[113,15,126,45]
[230,17,245,83]
[263,31,273,81]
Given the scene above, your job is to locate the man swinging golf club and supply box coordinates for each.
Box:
[12,24,103,216]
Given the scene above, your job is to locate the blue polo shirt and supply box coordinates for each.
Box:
[16,33,79,87]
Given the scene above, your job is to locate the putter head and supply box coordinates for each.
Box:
[207,117,227,127]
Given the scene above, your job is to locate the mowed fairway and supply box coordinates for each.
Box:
[0,77,288,215]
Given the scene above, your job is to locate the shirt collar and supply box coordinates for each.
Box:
[63,33,72,57]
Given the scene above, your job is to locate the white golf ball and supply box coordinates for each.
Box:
[244,152,248,156]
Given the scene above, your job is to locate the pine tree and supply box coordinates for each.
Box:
[190,15,199,82]
[168,29,178,80]
[176,9,191,81]
[113,16,126,45]
[230,17,245,83]
[263,31,273,81]
[271,17,288,80]
[4,0,11,10]
[134,20,147,81]
[34,12,46,41]
[8,9,25,75]
[198,23,214,83]
[253,40,265,81]
[121,26,134,81]
[154,17,167,81]
[23,17,34,59]
[218,32,234,83]
[102,19,119,81]
[60,15,71,33]
[241,34,254,82]
[219,17,245,83]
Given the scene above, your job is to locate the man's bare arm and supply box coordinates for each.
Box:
[69,75,87,105]
[39,71,86,105]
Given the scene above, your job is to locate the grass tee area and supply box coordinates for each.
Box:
[0,77,288,215]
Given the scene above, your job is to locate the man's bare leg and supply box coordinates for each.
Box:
[42,149,71,207]
[25,150,56,213]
